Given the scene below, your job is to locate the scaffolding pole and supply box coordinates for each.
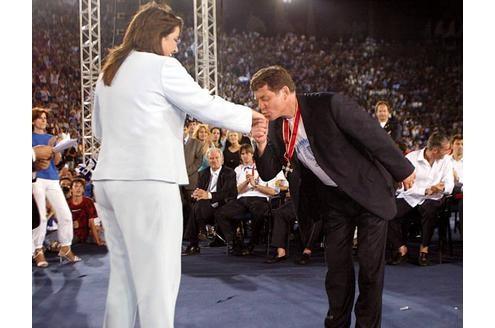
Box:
[194,0,218,96]
[79,0,101,161]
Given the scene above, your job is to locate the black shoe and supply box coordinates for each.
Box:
[418,252,429,266]
[295,253,311,265]
[182,245,200,256]
[208,237,226,247]
[388,252,407,265]
[264,254,287,264]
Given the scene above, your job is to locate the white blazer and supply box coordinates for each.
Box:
[92,51,251,184]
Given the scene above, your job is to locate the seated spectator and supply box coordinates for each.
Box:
[68,178,105,246]
[448,134,463,237]
[181,122,204,229]
[265,195,324,265]
[193,123,215,172]
[59,176,72,200]
[210,127,224,150]
[223,131,242,170]
[216,144,287,255]
[387,132,454,266]
[182,148,237,255]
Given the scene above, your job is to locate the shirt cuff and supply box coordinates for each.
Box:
[208,192,212,199]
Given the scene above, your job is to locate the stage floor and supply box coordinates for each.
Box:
[33,237,462,328]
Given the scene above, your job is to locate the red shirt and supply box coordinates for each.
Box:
[68,197,98,242]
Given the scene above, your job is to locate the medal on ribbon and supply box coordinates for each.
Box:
[282,105,301,177]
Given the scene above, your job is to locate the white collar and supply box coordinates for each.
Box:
[210,166,222,175]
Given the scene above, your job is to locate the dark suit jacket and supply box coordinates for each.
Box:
[383,117,402,143]
[184,138,204,190]
[255,92,414,222]
[196,165,237,207]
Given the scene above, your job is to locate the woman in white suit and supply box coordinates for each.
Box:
[92,3,264,327]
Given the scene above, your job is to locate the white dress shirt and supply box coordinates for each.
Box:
[92,51,251,183]
[448,154,463,184]
[235,164,288,200]
[397,148,454,207]
[207,166,221,207]
[288,116,338,187]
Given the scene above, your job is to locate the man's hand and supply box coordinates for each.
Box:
[246,173,256,187]
[191,188,209,200]
[402,171,416,191]
[251,115,269,155]
[429,182,445,194]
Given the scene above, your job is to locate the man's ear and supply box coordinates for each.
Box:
[282,85,291,99]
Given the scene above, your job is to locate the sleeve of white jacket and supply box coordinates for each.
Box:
[160,57,251,133]
[92,86,102,141]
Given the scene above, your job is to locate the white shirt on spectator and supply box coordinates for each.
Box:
[447,154,463,184]
[397,148,454,207]
[235,164,287,200]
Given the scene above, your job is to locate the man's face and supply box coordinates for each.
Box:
[240,150,254,164]
[254,85,287,121]
[452,139,463,157]
[208,151,222,170]
[375,104,390,122]
[188,122,197,136]
[71,182,85,197]
[433,142,452,160]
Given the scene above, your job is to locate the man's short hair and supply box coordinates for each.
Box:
[71,177,86,188]
[374,100,391,113]
[239,143,254,155]
[426,132,450,150]
[250,65,296,93]
[206,147,223,160]
[451,134,463,144]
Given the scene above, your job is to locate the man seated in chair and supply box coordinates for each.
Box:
[387,132,454,266]
[215,143,287,255]
[448,134,463,237]
[183,148,237,255]
[264,192,324,265]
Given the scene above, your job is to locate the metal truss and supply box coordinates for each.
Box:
[79,0,101,161]
[194,0,218,95]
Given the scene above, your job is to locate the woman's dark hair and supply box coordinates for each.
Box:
[102,2,183,86]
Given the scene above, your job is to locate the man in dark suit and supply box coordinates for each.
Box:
[182,148,237,255]
[181,127,205,230]
[250,66,416,328]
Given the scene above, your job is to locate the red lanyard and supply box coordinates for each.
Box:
[282,105,301,165]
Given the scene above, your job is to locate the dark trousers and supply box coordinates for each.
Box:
[271,200,296,248]
[180,187,194,232]
[184,200,216,247]
[319,186,387,328]
[388,198,444,250]
[271,200,323,250]
[215,196,270,245]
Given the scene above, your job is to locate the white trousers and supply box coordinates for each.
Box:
[32,178,73,251]
[93,180,183,328]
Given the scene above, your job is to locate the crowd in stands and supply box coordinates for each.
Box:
[32,1,462,266]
